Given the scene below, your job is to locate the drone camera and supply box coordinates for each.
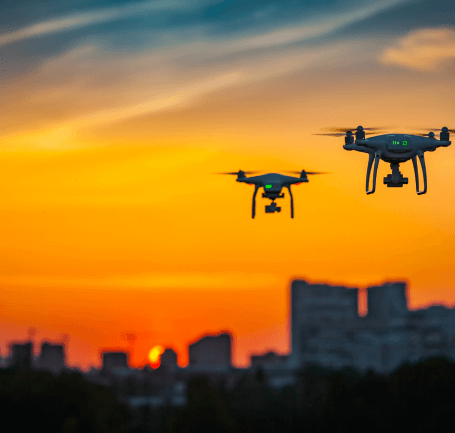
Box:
[384,174,408,187]
[265,204,281,213]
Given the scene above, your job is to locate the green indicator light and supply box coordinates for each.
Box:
[265,185,272,189]
[403,140,407,145]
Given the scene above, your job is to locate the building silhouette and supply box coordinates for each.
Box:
[368,282,408,319]
[289,279,455,373]
[9,341,33,369]
[251,351,287,368]
[189,332,232,367]
[160,348,178,370]
[36,342,65,375]
[102,351,129,373]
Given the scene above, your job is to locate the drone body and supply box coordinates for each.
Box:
[317,126,452,194]
[218,170,327,218]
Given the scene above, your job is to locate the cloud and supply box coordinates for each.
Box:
[0,37,369,147]
[0,0,196,47]
[0,0,418,145]
[0,0,414,49]
[215,0,414,54]
[378,27,455,72]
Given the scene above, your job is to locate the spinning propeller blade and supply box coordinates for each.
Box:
[412,127,455,133]
[216,170,260,175]
[324,126,390,133]
[285,170,330,175]
[305,171,330,175]
[312,132,347,137]
[313,126,393,137]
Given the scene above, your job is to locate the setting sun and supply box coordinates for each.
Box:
[148,346,165,368]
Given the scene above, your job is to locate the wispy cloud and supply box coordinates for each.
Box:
[378,27,455,72]
[0,0,415,49]
[0,0,195,47]
[215,0,415,55]
[0,37,369,147]
[0,0,419,145]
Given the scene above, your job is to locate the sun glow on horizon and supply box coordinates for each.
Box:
[148,345,165,368]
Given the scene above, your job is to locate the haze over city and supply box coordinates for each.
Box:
[1,0,454,371]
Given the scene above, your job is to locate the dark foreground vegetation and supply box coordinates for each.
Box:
[1,357,455,432]
[0,369,131,432]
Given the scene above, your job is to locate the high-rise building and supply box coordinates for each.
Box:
[9,342,33,369]
[189,332,232,367]
[289,279,455,373]
[367,282,408,320]
[160,348,178,369]
[288,279,359,368]
[37,342,65,375]
[102,351,129,373]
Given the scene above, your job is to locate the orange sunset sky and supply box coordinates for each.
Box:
[1,0,455,370]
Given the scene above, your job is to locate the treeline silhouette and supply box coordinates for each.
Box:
[0,369,131,432]
[138,357,455,433]
[1,357,455,432]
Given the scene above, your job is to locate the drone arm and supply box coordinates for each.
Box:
[252,185,260,218]
[286,185,294,218]
[414,151,427,195]
[366,151,381,195]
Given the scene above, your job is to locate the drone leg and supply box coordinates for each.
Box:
[287,185,294,218]
[365,152,374,192]
[416,151,427,195]
[366,151,381,195]
[252,185,259,218]
[411,155,420,193]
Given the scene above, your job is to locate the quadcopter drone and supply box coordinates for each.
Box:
[314,126,452,194]
[217,170,328,218]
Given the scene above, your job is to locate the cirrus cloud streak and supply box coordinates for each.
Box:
[379,27,455,72]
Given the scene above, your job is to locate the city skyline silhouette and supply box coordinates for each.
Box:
[2,278,454,372]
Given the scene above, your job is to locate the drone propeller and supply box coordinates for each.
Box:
[313,126,391,137]
[216,170,260,175]
[312,131,381,137]
[413,127,455,133]
[285,170,330,175]
[325,126,387,132]
[312,132,350,137]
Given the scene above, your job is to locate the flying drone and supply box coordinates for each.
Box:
[217,170,328,218]
[314,126,452,194]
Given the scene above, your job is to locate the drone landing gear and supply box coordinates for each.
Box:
[384,163,408,187]
[252,186,295,218]
[412,151,427,195]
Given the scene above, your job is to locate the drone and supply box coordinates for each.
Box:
[217,170,328,218]
[314,126,452,194]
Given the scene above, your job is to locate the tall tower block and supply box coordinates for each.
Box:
[288,279,358,368]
